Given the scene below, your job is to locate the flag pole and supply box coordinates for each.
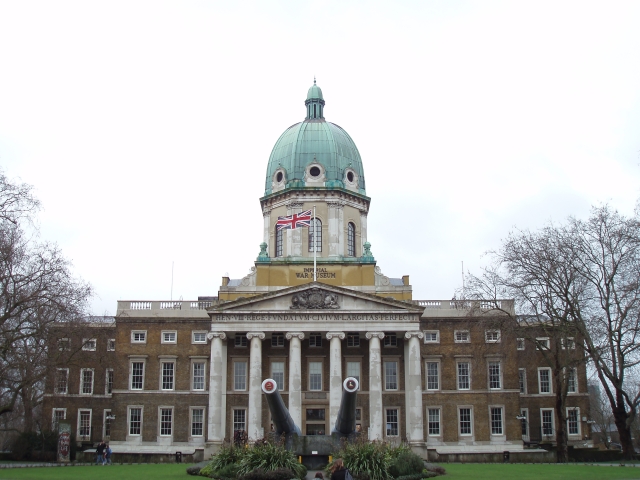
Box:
[313,205,317,281]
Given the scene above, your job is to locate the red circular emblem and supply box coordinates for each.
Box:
[265,381,275,391]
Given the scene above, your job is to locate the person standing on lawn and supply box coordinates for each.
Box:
[105,443,112,465]
[96,441,106,465]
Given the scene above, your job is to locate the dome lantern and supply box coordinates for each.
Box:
[305,78,325,119]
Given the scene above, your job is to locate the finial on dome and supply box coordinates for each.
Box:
[314,76,316,85]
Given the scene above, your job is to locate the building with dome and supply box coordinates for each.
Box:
[42,82,591,462]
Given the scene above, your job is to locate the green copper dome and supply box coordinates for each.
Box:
[264,81,366,197]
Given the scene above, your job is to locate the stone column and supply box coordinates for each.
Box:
[404,331,425,445]
[247,332,265,440]
[263,208,270,245]
[366,332,385,440]
[326,332,345,428]
[286,332,305,430]
[327,202,345,257]
[360,212,368,248]
[207,332,227,443]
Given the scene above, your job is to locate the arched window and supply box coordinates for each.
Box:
[309,219,322,253]
[347,222,356,257]
[275,228,283,257]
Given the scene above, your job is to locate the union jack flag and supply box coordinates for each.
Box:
[276,210,312,231]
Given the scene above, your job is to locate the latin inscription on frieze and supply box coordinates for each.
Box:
[216,313,416,322]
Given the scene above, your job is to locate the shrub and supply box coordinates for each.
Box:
[212,462,241,479]
[209,443,246,471]
[10,431,58,461]
[388,451,425,478]
[237,438,306,479]
[239,467,298,480]
[199,463,214,477]
[330,438,394,480]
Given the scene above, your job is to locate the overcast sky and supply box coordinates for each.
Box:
[0,0,639,315]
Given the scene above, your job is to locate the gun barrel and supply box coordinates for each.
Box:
[333,377,359,435]
[261,379,300,435]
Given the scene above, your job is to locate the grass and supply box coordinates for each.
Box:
[0,463,189,479]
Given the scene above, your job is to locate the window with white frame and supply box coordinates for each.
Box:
[517,338,525,350]
[519,368,527,394]
[567,408,580,435]
[52,408,66,429]
[131,331,147,344]
[191,408,204,436]
[457,362,470,390]
[309,361,322,391]
[271,361,285,390]
[162,331,177,344]
[107,339,116,351]
[77,409,91,437]
[234,361,247,391]
[106,369,113,395]
[160,408,173,436]
[192,332,207,344]
[161,361,175,390]
[424,331,439,343]
[428,408,441,436]
[459,407,473,436]
[488,361,502,389]
[82,338,97,351]
[386,408,399,436]
[103,410,112,438]
[346,361,360,388]
[538,368,552,394]
[309,333,322,347]
[536,337,550,350]
[235,334,248,348]
[192,361,206,390]
[567,368,577,393]
[55,368,69,394]
[485,330,501,343]
[520,409,529,439]
[130,361,145,390]
[384,334,397,347]
[541,408,554,436]
[384,361,398,390]
[455,330,470,343]
[58,338,70,351]
[233,409,246,433]
[80,369,94,395]
[562,337,576,350]
[426,361,439,390]
[347,332,360,347]
[490,406,503,435]
[129,407,142,435]
[271,332,284,347]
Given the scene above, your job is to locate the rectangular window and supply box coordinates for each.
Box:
[538,368,552,394]
[55,368,69,395]
[541,409,554,436]
[78,409,91,437]
[455,330,470,343]
[161,362,175,390]
[192,332,207,344]
[108,339,116,351]
[52,408,66,429]
[233,409,246,433]
[130,362,144,390]
[386,409,399,436]
[162,331,177,344]
[488,362,501,389]
[106,369,114,395]
[520,409,529,438]
[271,333,284,347]
[309,333,322,347]
[272,361,285,390]
[346,361,360,388]
[129,407,142,435]
[426,362,439,390]
[160,408,173,436]
[424,331,439,343]
[428,408,440,436]
[306,408,326,420]
[536,337,550,350]
[567,408,580,435]
[567,368,577,393]
[131,331,147,343]
[235,334,247,347]
[485,330,501,343]
[309,362,322,391]
[519,369,526,394]
[490,407,503,435]
[383,334,397,347]
[347,332,360,347]
[80,369,94,395]
[457,362,470,390]
[517,338,525,350]
[234,361,247,390]
[459,407,472,435]
[104,409,112,437]
[193,362,205,390]
[384,361,398,390]
[82,338,97,351]
[191,408,204,436]
[58,338,70,351]
[562,337,576,350]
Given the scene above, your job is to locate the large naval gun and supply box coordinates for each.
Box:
[261,379,301,435]
[333,377,359,435]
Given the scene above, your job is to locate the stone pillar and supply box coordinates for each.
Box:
[287,202,304,257]
[326,332,345,428]
[247,332,265,440]
[360,212,368,248]
[327,202,345,257]
[286,332,305,430]
[366,332,385,440]
[207,332,227,444]
[263,209,270,245]
[404,331,425,445]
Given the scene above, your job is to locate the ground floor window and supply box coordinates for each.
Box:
[160,408,173,436]
[104,410,111,437]
[459,407,472,436]
[233,409,246,433]
[305,408,326,435]
[78,409,91,438]
[129,407,142,435]
[191,408,204,437]
[428,408,440,436]
[490,407,503,435]
[541,409,554,437]
[567,408,580,435]
[386,409,399,436]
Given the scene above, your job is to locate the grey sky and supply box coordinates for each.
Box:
[0,1,638,315]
